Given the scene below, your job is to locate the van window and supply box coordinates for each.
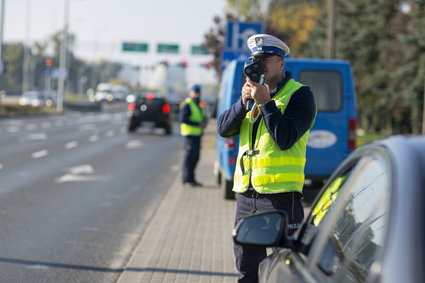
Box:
[299,71,342,112]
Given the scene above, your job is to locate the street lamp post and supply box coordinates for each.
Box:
[0,0,5,75]
[57,0,70,112]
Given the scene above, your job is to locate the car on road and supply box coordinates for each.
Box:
[127,93,173,134]
[19,91,57,107]
[233,135,425,283]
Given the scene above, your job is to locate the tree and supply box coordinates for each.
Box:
[305,0,419,134]
[1,43,24,93]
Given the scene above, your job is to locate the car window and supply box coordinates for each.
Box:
[311,152,391,282]
[299,70,342,112]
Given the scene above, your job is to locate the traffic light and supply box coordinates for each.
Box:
[159,60,169,67]
[201,61,212,69]
[45,59,53,67]
[178,60,188,68]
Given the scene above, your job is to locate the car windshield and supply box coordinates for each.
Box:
[299,149,392,281]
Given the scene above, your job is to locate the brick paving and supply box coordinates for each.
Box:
[117,123,239,283]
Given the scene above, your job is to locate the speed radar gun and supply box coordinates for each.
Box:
[243,55,265,123]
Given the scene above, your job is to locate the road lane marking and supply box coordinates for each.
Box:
[31,150,49,159]
[55,164,105,183]
[106,130,115,137]
[0,164,3,170]
[89,135,99,142]
[26,124,37,130]
[19,133,47,142]
[55,174,105,183]
[125,140,143,149]
[65,141,78,149]
[41,122,51,128]
[67,164,94,174]
[6,126,20,133]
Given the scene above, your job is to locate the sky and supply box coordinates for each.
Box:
[3,0,229,87]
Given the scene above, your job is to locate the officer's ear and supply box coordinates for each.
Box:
[280,57,286,69]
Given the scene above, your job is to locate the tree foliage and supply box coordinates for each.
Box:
[305,0,424,134]
[204,0,425,134]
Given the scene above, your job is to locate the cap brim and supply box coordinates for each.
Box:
[251,51,281,58]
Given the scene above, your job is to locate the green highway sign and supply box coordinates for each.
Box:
[191,45,209,55]
[157,44,179,54]
[122,42,148,52]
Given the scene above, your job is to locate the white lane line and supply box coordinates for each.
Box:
[41,122,51,128]
[65,141,79,149]
[0,164,3,170]
[126,140,143,149]
[19,133,47,142]
[31,150,49,159]
[106,130,115,137]
[26,124,37,130]
[6,126,20,133]
[89,135,99,142]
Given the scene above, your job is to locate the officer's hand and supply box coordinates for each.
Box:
[241,81,253,108]
[248,79,271,105]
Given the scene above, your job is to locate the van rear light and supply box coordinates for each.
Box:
[349,119,357,150]
[162,104,171,113]
[128,102,136,111]
[228,158,235,164]
[225,137,235,148]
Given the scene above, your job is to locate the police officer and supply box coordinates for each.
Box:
[217,34,317,282]
[179,85,207,187]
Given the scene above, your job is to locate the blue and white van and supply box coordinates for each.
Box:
[215,58,357,199]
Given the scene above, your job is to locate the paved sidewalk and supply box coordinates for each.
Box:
[117,128,239,282]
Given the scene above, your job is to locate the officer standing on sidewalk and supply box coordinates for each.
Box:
[179,84,207,187]
[217,34,316,282]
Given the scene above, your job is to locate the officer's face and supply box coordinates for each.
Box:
[262,55,285,80]
[189,90,200,99]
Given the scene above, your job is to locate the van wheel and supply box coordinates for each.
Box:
[221,175,235,200]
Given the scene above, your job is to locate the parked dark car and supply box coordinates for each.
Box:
[127,93,172,134]
[233,135,425,283]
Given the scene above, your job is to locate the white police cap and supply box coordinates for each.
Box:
[247,34,290,57]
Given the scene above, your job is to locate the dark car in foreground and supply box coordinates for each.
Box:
[234,135,425,283]
[127,93,172,134]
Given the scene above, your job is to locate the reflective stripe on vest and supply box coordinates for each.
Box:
[233,79,313,194]
[180,98,205,136]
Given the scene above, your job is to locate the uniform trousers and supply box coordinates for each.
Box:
[182,135,201,183]
[234,190,304,283]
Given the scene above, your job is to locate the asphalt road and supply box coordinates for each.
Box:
[0,111,182,282]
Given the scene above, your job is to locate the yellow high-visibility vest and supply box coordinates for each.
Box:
[180,98,205,136]
[233,79,315,193]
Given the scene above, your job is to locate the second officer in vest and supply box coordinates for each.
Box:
[179,85,207,187]
[218,34,317,282]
